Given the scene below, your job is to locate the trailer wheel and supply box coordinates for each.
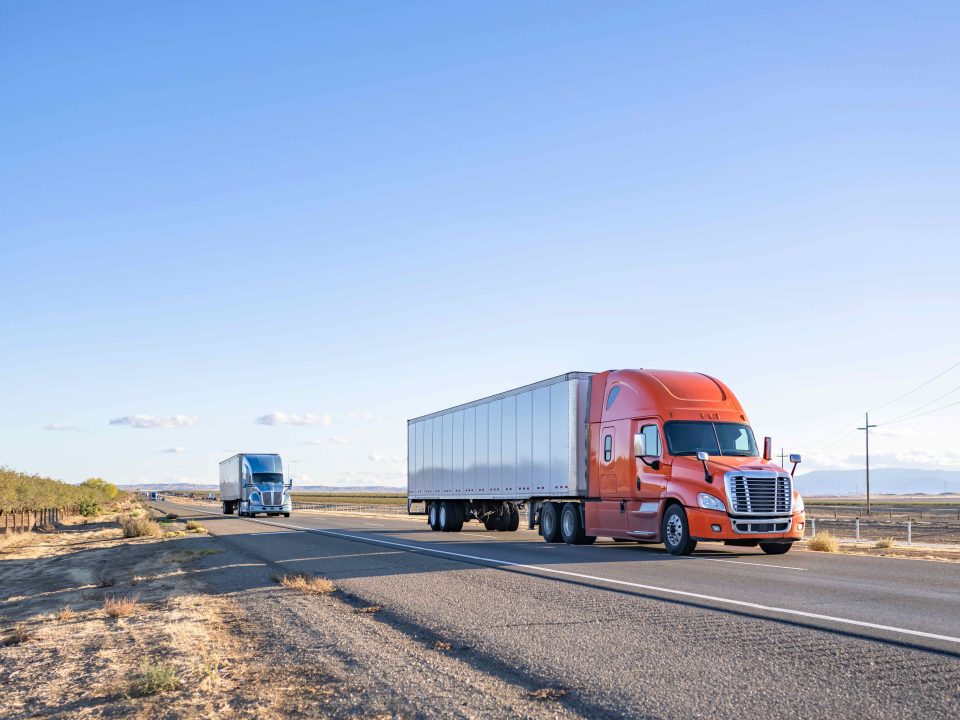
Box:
[759,542,792,555]
[560,503,586,545]
[662,505,697,556]
[449,503,464,532]
[507,507,520,532]
[428,502,441,531]
[439,501,457,532]
[223,502,231,515]
[495,509,511,531]
[483,516,498,531]
[541,502,562,543]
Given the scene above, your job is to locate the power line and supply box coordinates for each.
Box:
[881,397,960,426]
[878,382,960,425]
[869,359,960,413]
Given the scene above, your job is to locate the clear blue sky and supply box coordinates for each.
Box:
[2,1,958,488]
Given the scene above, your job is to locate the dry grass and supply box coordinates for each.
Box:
[807,531,840,552]
[121,515,162,538]
[531,687,567,701]
[874,537,896,549]
[434,640,451,652]
[168,548,222,563]
[128,660,181,696]
[274,572,335,595]
[1,625,30,646]
[56,606,76,621]
[185,520,206,532]
[356,605,382,614]
[103,596,139,618]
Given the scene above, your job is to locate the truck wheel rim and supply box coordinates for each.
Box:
[544,512,553,535]
[666,514,683,546]
[562,510,575,537]
[440,506,447,526]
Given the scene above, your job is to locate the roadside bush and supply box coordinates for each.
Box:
[166,513,178,520]
[808,531,839,552]
[274,572,335,595]
[77,498,102,517]
[185,520,205,531]
[874,537,896,549]
[103,596,139,618]
[129,661,180,696]
[122,516,162,538]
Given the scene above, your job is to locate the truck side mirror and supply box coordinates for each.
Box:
[633,433,646,457]
[763,436,773,461]
[789,453,801,477]
[695,451,712,483]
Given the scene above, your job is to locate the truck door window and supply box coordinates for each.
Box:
[603,433,613,463]
[606,386,620,410]
[640,424,661,457]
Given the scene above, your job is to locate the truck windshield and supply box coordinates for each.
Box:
[253,473,284,484]
[663,422,758,457]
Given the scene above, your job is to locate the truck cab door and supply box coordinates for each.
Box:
[596,424,630,533]
[629,420,668,538]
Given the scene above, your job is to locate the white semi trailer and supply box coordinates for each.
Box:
[219,453,292,518]
[407,372,591,532]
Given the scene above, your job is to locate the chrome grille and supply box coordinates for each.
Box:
[727,475,791,515]
[259,491,282,507]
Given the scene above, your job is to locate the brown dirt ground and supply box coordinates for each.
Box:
[0,505,344,719]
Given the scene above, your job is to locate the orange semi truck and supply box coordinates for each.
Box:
[407,370,805,555]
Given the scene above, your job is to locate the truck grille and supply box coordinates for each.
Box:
[259,491,283,507]
[727,475,791,515]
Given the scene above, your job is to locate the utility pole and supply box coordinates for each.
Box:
[857,412,878,515]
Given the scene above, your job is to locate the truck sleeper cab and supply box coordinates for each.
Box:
[408,370,806,555]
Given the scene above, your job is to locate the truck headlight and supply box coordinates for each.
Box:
[698,493,726,512]
[794,493,804,512]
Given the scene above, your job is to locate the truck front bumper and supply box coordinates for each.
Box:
[687,507,806,542]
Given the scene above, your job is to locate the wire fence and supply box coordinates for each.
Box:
[291,501,410,517]
[805,517,960,545]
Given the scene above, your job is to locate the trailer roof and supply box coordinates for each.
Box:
[407,371,596,424]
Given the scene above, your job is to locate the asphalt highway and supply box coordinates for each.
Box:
[153,499,960,719]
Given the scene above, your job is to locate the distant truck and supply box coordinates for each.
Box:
[148,491,159,501]
[219,453,292,518]
[407,370,805,555]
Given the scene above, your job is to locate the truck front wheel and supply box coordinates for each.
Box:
[759,542,792,555]
[541,502,562,543]
[662,505,697,556]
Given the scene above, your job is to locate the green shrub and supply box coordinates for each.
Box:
[129,661,180,696]
[0,466,117,513]
[77,498,102,517]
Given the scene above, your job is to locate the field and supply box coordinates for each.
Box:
[290,493,406,506]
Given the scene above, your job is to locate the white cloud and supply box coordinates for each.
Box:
[369,453,404,463]
[161,447,187,454]
[803,448,960,473]
[255,412,333,427]
[45,423,81,431]
[110,414,198,429]
[305,436,356,445]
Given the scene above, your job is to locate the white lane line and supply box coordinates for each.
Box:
[252,530,304,535]
[167,503,960,646]
[696,557,806,571]
[363,522,384,527]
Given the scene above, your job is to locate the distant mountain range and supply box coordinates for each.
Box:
[795,468,960,496]
[119,482,405,493]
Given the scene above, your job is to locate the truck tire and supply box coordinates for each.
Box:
[759,542,792,555]
[284,513,291,518]
[439,501,455,532]
[560,503,585,545]
[223,502,231,515]
[662,505,697,556]
[507,507,520,532]
[483,516,498,531]
[495,509,511,531]
[427,502,441,531]
[541,502,562,543]
[449,503,464,532]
